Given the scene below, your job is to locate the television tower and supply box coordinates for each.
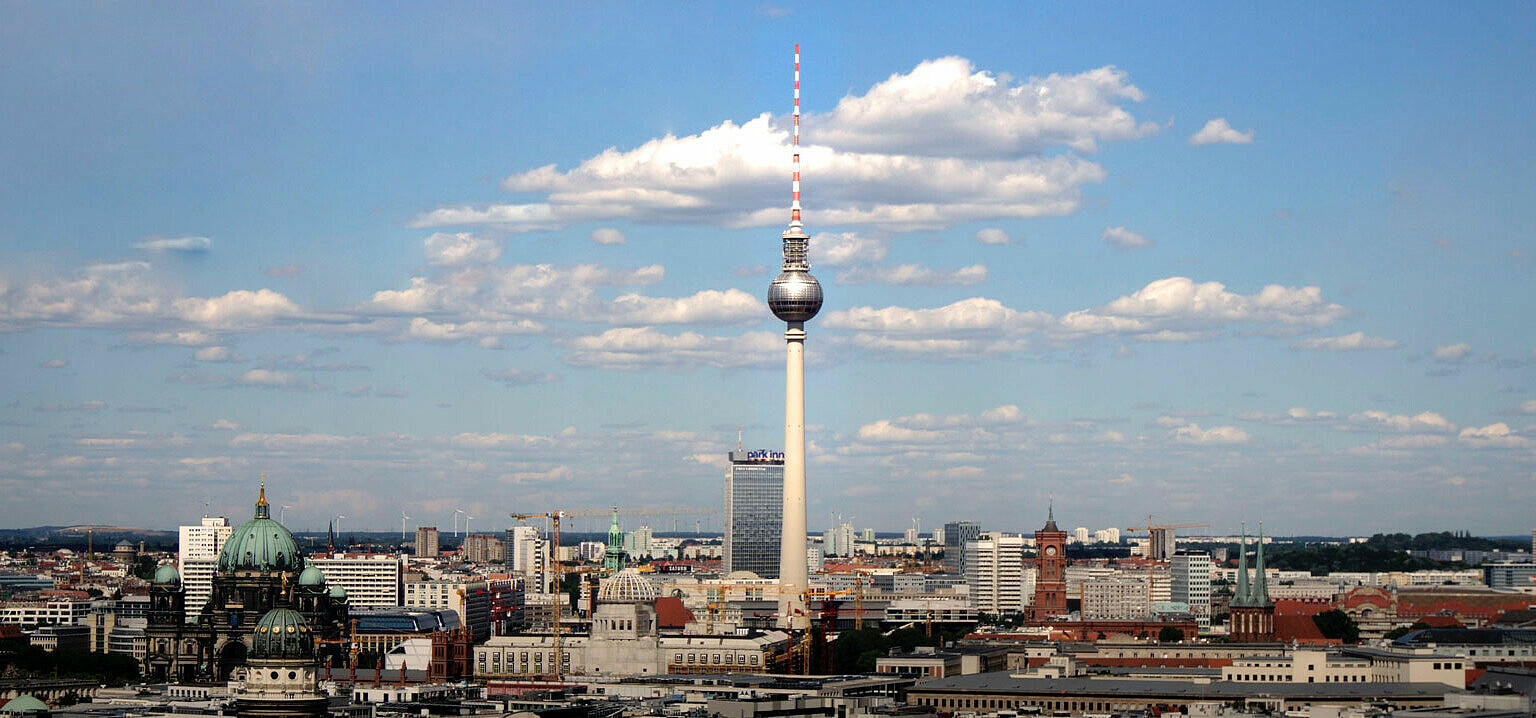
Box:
[767,43,822,631]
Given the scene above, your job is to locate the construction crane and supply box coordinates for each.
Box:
[509,506,716,681]
[1123,516,1211,604]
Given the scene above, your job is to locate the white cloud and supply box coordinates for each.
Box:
[172,289,302,328]
[40,358,67,369]
[198,418,243,431]
[229,432,368,450]
[134,235,212,252]
[1173,423,1249,445]
[814,60,1155,156]
[193,346,244,363]
[1290,331,1400,352]
[835,263,987,286]
[1100,226,1153,250]
[974,228,1011,245]
[1065,277,1348,334]
[449,432,557,450]
[264,264,303,278]
[590,228,626,245]
[1431,342,1471,361]
[410,59,1153,233]
[1347,410,1456,434]
[606,289,766,325]
[1237,407,1340,425]
[1458,423,1533,449]
[125,330,221,346]
[35,400,108,413]
[423,232,502,266]
[810,232,888,267]
[826,297,1048,335]
[856,420,949,443]
[481,367,562,386]
[1189,118,1254,146]
[561,328,781,370]
[233,369,325,391]
[1519,400,1536,415]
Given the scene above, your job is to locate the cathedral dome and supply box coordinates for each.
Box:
[597,568,657,604]
[328,585,347,600]
[153,564,181,586]
[298,564,326,587]
[251,608,313,660]
[217,485,303,574]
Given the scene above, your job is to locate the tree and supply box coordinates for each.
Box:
[1312,610,1360,644]
[1158,626,1185,643]
[1384,621,1431,641]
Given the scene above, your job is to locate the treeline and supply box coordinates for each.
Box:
[1366,532,1524,552]
[0,646,141,685]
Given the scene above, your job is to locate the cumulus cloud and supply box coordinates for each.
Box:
[198,418,243,431]
[423,232,502,266]
[835,263,987,286]
[1457,423,1533,449]
[1173,423,1250,445]
[410,60,1154,233]
[134,235,212,252]
[1290,331,1400,352]
[193,346,244,363]
[1237,407,1339,425]
[826,276,1351,358]
[125,330,221,346]
[975,228,1011,245]
[450,432,557,450]
[40,358,68,369]
[1189,118,1254,146]
[1347,410,1456,434]
[561,328,782,370]
[811,232,888,267]
[481,367,562,386]
[590,228,626,245]
[1100,226,1153,250]
[1431,342,1471,361]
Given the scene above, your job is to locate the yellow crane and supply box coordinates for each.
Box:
[508,506,715,681]
[1123,516,1211,604]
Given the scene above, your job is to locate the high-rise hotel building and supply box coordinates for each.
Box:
[724,450,784,578]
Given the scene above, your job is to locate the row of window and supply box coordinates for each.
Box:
[671,652,759,666]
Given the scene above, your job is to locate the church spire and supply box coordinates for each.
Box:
[255,478,270,519]
[1252,521,1272,607]
[1233,522,1250,608]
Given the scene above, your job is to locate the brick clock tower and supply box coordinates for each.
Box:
[1029,504,1068,621]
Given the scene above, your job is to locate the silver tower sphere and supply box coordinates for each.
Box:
[767,228,822,322]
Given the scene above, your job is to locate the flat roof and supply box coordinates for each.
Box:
[909,672,1456,699]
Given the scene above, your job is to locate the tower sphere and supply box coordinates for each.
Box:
[767,270,822,322]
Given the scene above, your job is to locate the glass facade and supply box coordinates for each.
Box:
[724,451,784,578]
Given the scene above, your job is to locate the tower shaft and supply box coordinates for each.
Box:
[778,324,808,629]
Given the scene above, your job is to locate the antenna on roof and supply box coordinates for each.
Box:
[737,425,743,452]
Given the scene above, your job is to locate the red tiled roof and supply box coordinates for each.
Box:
[654,596,695,628]
[1416,615,1465,629]
[1273,613,1338,646]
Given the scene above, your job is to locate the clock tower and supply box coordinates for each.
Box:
[1029,504,1068,621]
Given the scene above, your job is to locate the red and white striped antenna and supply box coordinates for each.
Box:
[790,43,802,231]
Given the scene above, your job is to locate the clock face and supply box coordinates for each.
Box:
[1044,545,1057,556]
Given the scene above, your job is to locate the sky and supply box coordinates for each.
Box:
[2,3,1534,537]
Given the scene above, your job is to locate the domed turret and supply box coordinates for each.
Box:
[597,568,658,604]
[298,564,325,587]
[251,608,313,660]
[328,585,347,601]
[153,564,182,586]
[217,484,303,573]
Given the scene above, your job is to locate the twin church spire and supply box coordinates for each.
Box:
[1231,521,1273,608]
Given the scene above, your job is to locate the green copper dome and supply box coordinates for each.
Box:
[251,608,313,660]
[153,564,181,586]
[1,695,49,714]
[298,564,326,586]
[327,585,347,600]
[217,484,303,573]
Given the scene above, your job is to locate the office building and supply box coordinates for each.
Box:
[307,553,403,608]
[1073,527,1091,544]
[823,522,855,558]
[1484,562,1536,590]
[1170,551,1214,629]
[944,521,981,573]
[1082,577,1150,620]
[965,533,1027,614]
[177,516,233,623]
[724,450,783,578]
[415,526,440,558]
[624,526,653,559]
[1150,527,1178,561]
[404,578,492,641]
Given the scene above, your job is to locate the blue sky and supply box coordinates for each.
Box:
[2,3,1533,536]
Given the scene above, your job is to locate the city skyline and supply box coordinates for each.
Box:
[2,4,1534,534]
